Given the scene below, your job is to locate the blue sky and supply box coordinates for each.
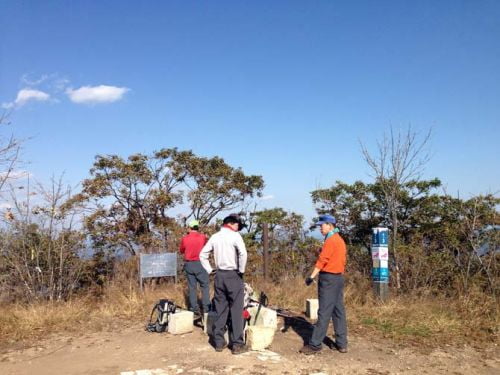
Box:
[1,1,499,220]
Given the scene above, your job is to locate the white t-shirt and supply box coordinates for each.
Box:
[199,227,247,274]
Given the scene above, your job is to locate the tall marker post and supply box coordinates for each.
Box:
[371,227,389,301]
[262,223,270,281]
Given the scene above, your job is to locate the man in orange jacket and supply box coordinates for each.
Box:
[300,214,348,355]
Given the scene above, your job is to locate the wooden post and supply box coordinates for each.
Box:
[139,253,143,291]
[263,223,269,280]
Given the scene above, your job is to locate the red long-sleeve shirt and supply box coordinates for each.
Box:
[179,231,208,261]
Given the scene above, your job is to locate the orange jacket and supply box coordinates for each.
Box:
[315,233,347,274]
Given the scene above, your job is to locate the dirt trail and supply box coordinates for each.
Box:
[1,320,498,375]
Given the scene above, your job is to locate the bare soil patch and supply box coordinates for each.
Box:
[1,316,498,375]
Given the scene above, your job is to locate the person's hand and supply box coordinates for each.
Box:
[237,271,244,279]
[305,277,314,286]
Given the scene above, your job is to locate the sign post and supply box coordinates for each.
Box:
[371,227,389,301]
[139,252,177,291]
[263,223,269,281]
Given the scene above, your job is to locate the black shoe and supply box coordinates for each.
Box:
[231,344,248,355]
[332,342,348,353]
[215,344,227,352]
[213,338,227,352]
[299,345,322,355]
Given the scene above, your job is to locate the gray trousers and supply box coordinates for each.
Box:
[310,272,348,349]
[212,270,245,347]
[183,261,210,313]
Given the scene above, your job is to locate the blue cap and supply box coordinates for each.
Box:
[315,214,336,226]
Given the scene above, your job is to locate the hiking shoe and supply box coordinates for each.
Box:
[231,344,248,355]
[215,344,227,352]
[213,338,228,352]
[299,345,322,355]
[332,342,348,353]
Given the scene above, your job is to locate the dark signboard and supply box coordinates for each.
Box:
[140,253,177,283]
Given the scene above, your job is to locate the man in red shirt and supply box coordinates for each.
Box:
[179,220,210,314]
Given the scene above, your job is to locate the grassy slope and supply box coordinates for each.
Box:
[0,277,498,349]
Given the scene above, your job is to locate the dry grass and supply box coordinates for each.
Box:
[346,284,499,347]
[249,276,498,347]
[248,276,317,312]
[0,276,498,350]
[0,279,186,349]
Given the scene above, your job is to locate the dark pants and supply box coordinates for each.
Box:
[212,270,245,348]
[184,261,210,313]
[310,272,348,349]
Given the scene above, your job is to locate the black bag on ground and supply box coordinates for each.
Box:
[145,299,177,333]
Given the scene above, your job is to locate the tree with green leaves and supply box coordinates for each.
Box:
[69,148,264,255]
[311,178,499,294]
[311,181,381,248]
[243,207,311,279]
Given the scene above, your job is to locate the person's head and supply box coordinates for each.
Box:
[223,215,243,231]
[315,214,336,236]
[187,219,199,231]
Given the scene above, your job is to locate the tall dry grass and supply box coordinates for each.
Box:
[0,276,498,350]
[0,279,185,348]
[250,275,498,346]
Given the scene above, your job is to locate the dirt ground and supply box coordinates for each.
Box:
[1,316,498,375]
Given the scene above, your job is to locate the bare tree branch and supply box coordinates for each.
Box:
[360,125,432,288]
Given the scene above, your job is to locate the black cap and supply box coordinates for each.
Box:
[223,214,246,231]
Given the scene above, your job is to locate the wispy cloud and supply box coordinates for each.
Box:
[66,85,129,104]
[2,89,51,109]
[21,73,51,86]
[0,170,33,180]
[53,78,70,92]
[260,194,274,201]
[21,73,70,93]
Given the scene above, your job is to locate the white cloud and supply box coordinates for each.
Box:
[2,88,51,109]
[66,85,129,104]
[2,76,129,109]
[260,194,274,201]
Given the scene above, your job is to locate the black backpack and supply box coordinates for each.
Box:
[145,299,177,333]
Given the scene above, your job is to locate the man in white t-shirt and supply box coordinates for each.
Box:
[199,215,247,355]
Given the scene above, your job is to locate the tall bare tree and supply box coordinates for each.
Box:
[0,176,85,301]
[0,111,22,194]
[360,126,432,289]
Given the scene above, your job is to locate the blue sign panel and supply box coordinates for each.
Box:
[372,267,389,282]
[372,228,389,247]
[140,253,177,278]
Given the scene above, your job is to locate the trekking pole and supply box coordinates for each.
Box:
[252,292,268,325]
